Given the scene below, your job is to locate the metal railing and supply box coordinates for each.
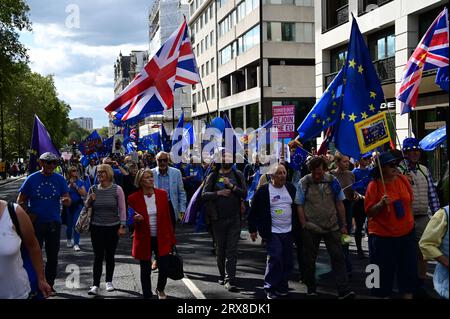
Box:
[373,56,395,83]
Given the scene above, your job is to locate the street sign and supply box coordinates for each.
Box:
[272,105,295,138]
[354,112,391,154]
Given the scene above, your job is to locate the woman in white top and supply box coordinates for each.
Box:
[0,200,52,299]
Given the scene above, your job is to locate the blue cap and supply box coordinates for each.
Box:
[361,152,372,159]
[376,151,400,167]
[402,137,421,151]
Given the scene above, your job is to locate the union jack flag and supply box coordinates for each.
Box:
[397,7,449,114]
[105,19,200,123]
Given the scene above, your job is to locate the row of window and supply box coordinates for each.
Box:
[192,2,214,35]
[265,22,314,43]
[218,0,259,38]
[193,84,216,106]
[195,30,215,57]
[220,24,260,65]
[262,0,313,5]
[200,57,216,78]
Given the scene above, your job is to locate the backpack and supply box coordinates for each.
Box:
[7,202,44,299]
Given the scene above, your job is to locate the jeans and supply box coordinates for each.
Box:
[90,224,119,286]
[139,237,170,298]
[66,204,82,245]
[302,229,350,294]
[34,222,61,287]
[264,232,293,293]
[211,216,241,285]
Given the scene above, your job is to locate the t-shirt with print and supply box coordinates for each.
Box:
[19,171,70,224]
[269,184,293,233]
[68,179,85,205]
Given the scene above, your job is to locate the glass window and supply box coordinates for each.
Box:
[200,15,203,28]
[196,44,200,56]
[197,92,201,104]
[206,61,209,75]
[211,58,215,72]
[369,29,395,60]
[205,11,208,24]
[231,107,244,129]
[201,39,204,53]
[330,45,347,72]
[266,22,272,41]
[201,64,204,77]
[210,4,213,19]
[246,103,259,130]
[253,0,259,10]
[220,45,232,64]
[295,22,313,43]
[205,35,209,49]
[212,84,216,99]
[386,34,395,58]
[202,89,205,102]
[210,31,214,46]
[238,36,244,55]
[246,0,252,15]
[281,23,295,41]
[207,87,210,100]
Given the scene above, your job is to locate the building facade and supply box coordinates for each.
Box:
[314,0,448,179]
[73,117,93,131]
[189,0,316,139]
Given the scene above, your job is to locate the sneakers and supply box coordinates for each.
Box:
[275,290,289,297]
[66,240,74,248]
[266,291,278,299]
[88,286,99,295]
[105,282,115,292]
[73,245,81,251]
[307,287,318,296]
[338,290,356,299]
[218,279,225,285]
[49,287,57,297]
[156,289,167,299]
[224,282,238,292]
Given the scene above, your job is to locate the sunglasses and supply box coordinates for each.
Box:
[158,158,168,163]
[45,161,57,165]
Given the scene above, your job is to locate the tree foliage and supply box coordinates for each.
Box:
[65,121,90,145]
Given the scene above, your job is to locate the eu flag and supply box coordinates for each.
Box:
[297,69,344,142]
[436,66,449,92]
[79,130,103,156]
[161,124,171,152]
[29,115,61,173]
[289,146,309,171]
[419,125,447,151]
[334,17,384,159]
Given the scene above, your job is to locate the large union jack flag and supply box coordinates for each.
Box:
[397,7,449,114]
[105,19,200,123]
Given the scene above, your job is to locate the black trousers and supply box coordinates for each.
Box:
[90,224,119,286]
[139,237,169,298]
[34,222,61,287]
[353,199,367,252]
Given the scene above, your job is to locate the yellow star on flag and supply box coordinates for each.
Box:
[349,59,356,68]
[369,104,376,112]
[331,109,336,114]
[358,65,364,74]
[316,118,321,124]
[341,111,346,120]
[312,114,316,118]
[348,113,357,122]
[327,117,332,122]
[333,101,337,106]
[361,112,368,119]
[370,91,376,99]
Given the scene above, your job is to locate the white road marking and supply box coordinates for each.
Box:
[182,277,206,299]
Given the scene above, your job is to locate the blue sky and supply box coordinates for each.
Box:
[20,0,153,128]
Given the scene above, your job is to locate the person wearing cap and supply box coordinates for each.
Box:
[352,152,373,259]
[128,168,176,299]
[201,150,247,292]
[17,152,71,295]
[365,151,417,299]
[399,137,440,297]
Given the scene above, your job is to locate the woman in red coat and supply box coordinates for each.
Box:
[128,168,176,299]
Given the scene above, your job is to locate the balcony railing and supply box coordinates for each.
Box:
[337,4,349,25]
[323,3,349,33]
[373,56,395,83]
[358,0,394,15]
[323,56,395,88]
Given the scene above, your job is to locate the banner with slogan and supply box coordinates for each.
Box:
[354,112,391,154]
[272,105,295,138]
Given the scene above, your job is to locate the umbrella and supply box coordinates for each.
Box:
[419,125,447,151]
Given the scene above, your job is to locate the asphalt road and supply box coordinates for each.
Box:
[0,178,439,300]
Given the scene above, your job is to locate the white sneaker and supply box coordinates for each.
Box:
[73,245,81,251]
[156,289,167,299]
[67,240,74,248]
[88,286,99,295]
[105,282,115,292]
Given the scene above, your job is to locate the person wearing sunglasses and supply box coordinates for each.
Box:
[17,152,71,296]
[365,151,417,299]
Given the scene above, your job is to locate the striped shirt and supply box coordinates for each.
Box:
[91,184,127,226]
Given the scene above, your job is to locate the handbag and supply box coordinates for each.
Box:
[167,246,184,280]
[75,186,96,233]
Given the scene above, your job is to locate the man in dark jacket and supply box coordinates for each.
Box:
[248,164,298,299]
[201,151,247,292]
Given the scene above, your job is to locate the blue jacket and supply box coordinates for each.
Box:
[248,182,299,240]
[151,166,187,219]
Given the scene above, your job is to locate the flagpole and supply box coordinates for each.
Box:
[375,154,390,212]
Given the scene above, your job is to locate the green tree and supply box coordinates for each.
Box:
[97,127,110,139]
[64,121,90,145]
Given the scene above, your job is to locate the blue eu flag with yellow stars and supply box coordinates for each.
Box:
[297,69,344,142]
[334,16,384,160]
